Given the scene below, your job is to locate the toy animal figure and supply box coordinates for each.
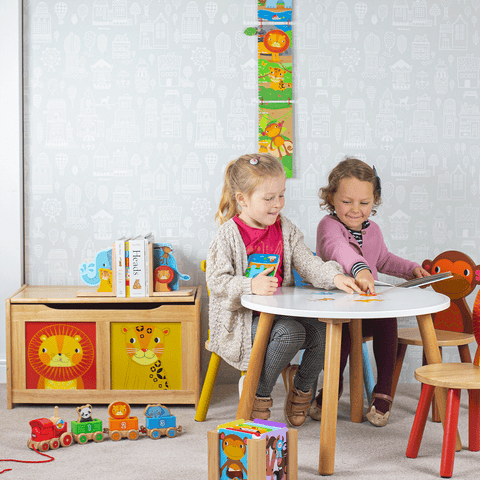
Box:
[422,250,480,333]
[76,404,93,422]
[27,324,95,390]
[153,243,190,291]
[121,325,170,390]
[219,433,248,479]
[97,267,113,292]
[154,265,175,292]
[79,248,112,287]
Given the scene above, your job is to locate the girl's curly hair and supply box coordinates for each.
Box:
[319,157,382,215]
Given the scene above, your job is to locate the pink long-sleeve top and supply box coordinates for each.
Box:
[316,214,420,281]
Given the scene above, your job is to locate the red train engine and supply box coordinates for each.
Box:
[28,406,73,451]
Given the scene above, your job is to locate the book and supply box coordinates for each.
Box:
[129,235,147,297]
[396,271,453,289]
[125,237,132,297]
[114,237,126,298]
[144,233,154,296]
[245,254,280,278]
[375,272,453,289]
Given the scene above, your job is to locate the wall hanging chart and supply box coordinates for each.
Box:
[245,0,293,178]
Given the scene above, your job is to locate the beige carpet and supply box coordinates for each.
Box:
[0,382,478,479]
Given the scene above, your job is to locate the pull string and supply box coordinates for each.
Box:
[0,446,55,474]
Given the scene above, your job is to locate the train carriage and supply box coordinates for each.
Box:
[140,403,182,439]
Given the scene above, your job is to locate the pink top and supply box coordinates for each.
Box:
[233,215,284,285]
[317,214,419,281]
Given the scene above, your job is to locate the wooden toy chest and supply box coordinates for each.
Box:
[5,284,202,409]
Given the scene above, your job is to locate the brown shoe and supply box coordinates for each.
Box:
[283,365,312,427]
[309,384,343,421]
[252,396,272,420]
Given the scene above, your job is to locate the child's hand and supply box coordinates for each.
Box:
[413,266,430,278]
[334,274,363,294]
[355,269,376,295]
[251,267,278,295]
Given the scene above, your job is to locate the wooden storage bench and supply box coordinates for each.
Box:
[6,284,202,409]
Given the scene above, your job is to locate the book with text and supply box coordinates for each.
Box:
[125,237,132,297]
[245,254,280,278]
[114,237,126,298]
[144,233,154,296]
[129,235,147,297]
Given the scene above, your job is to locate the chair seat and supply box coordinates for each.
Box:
[398,327,475,347]
[415,363,480,389]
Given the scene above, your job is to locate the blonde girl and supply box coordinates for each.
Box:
[206,153,361,427]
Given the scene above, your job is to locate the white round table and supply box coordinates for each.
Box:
[239,285,451,476]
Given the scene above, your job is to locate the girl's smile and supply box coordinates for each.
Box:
[331,177,374,231]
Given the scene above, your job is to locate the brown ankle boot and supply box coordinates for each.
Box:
[283,365,312,427]
[252,396,272,420]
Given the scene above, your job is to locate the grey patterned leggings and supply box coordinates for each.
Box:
[251,315,326,397]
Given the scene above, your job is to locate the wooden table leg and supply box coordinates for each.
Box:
[318,319,344,475]
[416,313,462,451]
[236,312,275,421]
[349,319,364,423]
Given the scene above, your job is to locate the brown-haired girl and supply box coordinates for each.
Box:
[206,153,361,427]
[312,157,429,426]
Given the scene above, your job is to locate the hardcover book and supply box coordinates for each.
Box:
[245,254,279,278]
[114,237,126,298]
[129,235,146,297]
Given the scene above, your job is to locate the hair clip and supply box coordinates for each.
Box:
[373,165,381,196]
[250,157,259,165]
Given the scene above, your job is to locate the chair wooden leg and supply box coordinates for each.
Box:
[468,389,480,452]
[458,344,472,363]
[406,383,435,458]
[195,352,222,422]
[440,388,461,478]
[391,343,407,401]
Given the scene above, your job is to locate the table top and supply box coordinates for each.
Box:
[241,285,450,319]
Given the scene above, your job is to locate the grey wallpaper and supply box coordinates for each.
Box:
[23,0,480,383]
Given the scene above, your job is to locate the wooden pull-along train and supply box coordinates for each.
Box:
[27,401,182,452]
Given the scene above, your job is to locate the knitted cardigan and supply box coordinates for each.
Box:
[206,215,343,371]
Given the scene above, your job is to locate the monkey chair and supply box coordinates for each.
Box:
[391,251,477,422]
[405,288,480,478]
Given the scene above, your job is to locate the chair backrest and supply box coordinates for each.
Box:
[422,250,480,333]
[472,289,480,366]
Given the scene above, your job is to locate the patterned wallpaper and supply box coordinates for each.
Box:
[23,0,480,383]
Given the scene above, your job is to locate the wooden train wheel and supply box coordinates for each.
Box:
[39,441,49,451]
[166,428,176,438]
[111,431,121,441]
[49,438,60,449]
[128,429,139,440]
[77,433,88,444]
[60,432,73,447]
[93,431,104,443]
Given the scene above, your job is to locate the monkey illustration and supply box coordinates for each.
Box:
[262,121,293,160]
[422,250,480,333]
[220,433,248,479]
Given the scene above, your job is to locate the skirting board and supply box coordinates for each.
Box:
[0,357,6,384]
